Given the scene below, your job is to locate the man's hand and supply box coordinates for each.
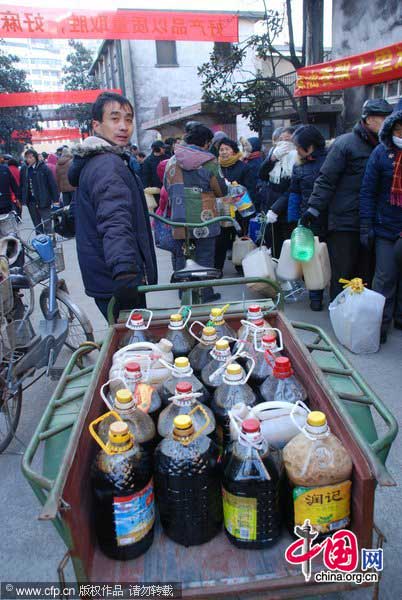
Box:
[266,210,278,224]
[300,207,320,228]
[360,223,375,251]
[113,273,140,312]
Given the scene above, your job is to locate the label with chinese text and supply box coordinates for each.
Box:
[293,480,352,534]
[113,479,155,546]
[222,487,257,541]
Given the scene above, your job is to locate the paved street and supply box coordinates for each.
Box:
[0,226,400,600]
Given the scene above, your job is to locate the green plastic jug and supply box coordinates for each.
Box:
[290,224,315,262]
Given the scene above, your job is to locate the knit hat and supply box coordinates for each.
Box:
[211,130,226,144]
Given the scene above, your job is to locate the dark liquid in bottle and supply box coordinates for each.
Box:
[165,329,195,358]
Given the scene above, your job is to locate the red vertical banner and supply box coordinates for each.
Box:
[0,6,239,41]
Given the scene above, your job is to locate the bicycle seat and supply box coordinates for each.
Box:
[171,259,222,283]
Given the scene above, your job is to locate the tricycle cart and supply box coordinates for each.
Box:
[22,279,398,599]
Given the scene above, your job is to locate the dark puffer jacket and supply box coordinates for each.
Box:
[141,152,165,188]
[360,110,402,241]
[68,137,157,299]
[219,159,255,192]
[0,164,19,214]
[20,160,58,208]
[308,121,379,232]
[288,148,328,237]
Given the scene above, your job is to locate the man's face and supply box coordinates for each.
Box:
[25,153,36,166]
[92,101,134,146]
[365,115,387,134]
[392,122,402,139]
[279,131,293,142]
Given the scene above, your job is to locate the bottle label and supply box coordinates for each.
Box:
[293,480,352,534]
[113,478,155,546]
[222,487,257,541]
[134,383,153,413]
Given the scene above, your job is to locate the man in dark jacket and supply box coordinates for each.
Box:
[301,99,393,300]
[0,158,20,215]
[141,140,166,189]
[68,92,157,319]
[21,148,58,233]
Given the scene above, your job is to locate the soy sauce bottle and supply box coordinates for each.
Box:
[165,312,195,358]
[222,418,282,549]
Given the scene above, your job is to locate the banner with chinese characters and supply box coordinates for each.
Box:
[0,89,122,108]
[295,42,402,96]
[0,6,238,42]
[12,128,81,142]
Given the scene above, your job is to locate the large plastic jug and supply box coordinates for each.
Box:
[260,357,307,405]
[283,411,353,535]
[159,357,210,407]
[188,323,218,373]
[232,236,256,266]
[165,311,195,358]
[110,340,173,386]
[120,309,155,347]
[302,238,331,290]
[242,246,276,292]
[207,304,237,339]
[201,338,238,390]
[246,331,283,389]
[291,225,315,262]
[237,305,271,345]
[277,239,303,281]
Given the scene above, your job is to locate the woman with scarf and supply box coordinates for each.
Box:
[241,136,265,211]
[291,125,328,311]
[360,110,402,343]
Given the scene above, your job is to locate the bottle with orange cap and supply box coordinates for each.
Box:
[201,337,238,390]
[120,309,154,347]
[211,361,257,449]
[158,381,216,439]
[99,388,156,454]
[188,324,218,373]
[222,418,282,549]
[246,331,283,390]
[159,357,210,407]
[237,304,271,346]
[89,416,155,560]
[165,311,195,358]
[154,414,222,546]
[283,411,353,536]
[259,356,307,405]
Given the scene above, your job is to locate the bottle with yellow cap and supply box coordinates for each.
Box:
[159,356,210,407]
[158,381,216,439]
[283,410,353,536]
[90,417,155,560]
[98,388,156,454]
[188,323,219,374]
[154,414,222,546]
[201,338,238,390]
[211,361,257,449]
[165,312,195,358]
[207,304,237,339]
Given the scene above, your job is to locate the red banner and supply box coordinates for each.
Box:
[12,128,81,142]
[0,6,238,42]
[295,42,402,96]
[0,89,122,108]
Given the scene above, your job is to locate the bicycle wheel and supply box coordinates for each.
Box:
[39,289,94,352]
[0,375,22,453]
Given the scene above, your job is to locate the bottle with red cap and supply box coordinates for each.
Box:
[246,332,283,389]
[110,361,162,424]
[236,305,271,357]
[157,381,216,439]
[159,357,211,407]
[259,357,308,405]
[222,418,282,549]
[120,310,154,347]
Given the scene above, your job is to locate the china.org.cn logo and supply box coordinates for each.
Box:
[285,520,383,585]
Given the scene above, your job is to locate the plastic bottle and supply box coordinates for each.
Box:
[283,411,353,536]
[211,362,257,449]
[188,324,218,373]
[227,182,256,218]
[164,311,195,358]
[99,389,156,454]
[232,237,256,266]
[154,414,222,546]
[301,238,331,290]
[201,338,237,390]
[158,382,216,439]
[120,309,154,347]
[242,247,277,291]
[159,357,210,407]
[207,304,238,339]
[90,418,155,560]
[222,418,282,548]
[290,224,315,262]
[237,305,271,345]
[247,332,283,389]
[276,239,303,281]
[110,339,174,386]
[248,215,263,245]
[259,357,308,405]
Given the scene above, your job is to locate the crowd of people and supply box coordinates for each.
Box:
[1,91,401,343]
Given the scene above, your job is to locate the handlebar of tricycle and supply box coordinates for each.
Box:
[149,212,242,234]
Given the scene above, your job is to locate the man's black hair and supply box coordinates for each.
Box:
[92,92,134,122]
[138,152,146,158]
[217,137,239,154]
[24,148,39,161]
[184,124,214,147]
[41,151,48,159]
[292,125,325,151]
[282,126,296,136]
[8,158,19,167]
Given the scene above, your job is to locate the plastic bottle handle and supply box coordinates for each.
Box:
[122,354,152,385]
[254,326,283,353]
[113,341,157,362]
[158,357,191,378]
[100,378,125,411]
[178,404,210,446]
[169,391,204,404]
[189,320,207,343]
[125,308,153,331]
[289,400,316,440]
[254,400,309,420]
[178,306,192,328]
[88,410,123,455]
[242,355,255,384]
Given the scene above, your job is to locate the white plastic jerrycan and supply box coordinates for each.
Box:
[302,237,331,290]
[232,236,256,266]
[110,340,173,385]
[277,239,303,281]
[242,246,276,291]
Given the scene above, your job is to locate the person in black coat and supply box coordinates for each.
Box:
[20,149,58,233]
[290,126,328,311]
[141,140,166,191]
[0,160,20,215]
[68,92,157,319]
[302,98,393,300]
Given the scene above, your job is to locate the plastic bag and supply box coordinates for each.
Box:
[329,278,385,354]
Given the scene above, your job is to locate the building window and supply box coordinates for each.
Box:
[372,84,385,99]
[155,41,178,67]
[213,42,234,62]
[386,80,400,98]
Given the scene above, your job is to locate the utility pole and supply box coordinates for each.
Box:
[304,0,324,65]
